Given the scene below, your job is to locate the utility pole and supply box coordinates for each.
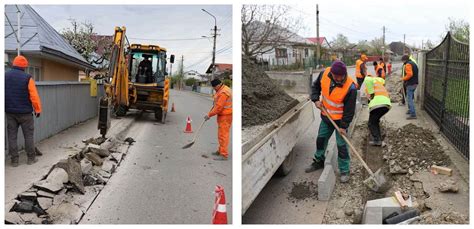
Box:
[180,55,184,90]
[382,26,385,61]
[403,34,406,54]
[316,4,320,68]
[202,9,217,81]
[16,5,21,56]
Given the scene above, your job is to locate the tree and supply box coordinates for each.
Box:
[356,40,371,54]
[61,19,111,66]
[185,77,197,86]
[369,37,384,55]
[330,34,351,50]
[241,5,302,57]
[424,39,436,49]
[445,17,469,43]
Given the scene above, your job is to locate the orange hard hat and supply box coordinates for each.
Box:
[13,55,29,68]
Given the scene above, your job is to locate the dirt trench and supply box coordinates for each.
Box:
[323,120,467,224]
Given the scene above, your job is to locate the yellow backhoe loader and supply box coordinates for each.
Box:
[98,26,175,137]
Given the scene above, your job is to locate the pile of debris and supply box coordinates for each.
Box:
[288,181,318,201]
[5,137,132,224]
[242,56,298,127]
[384,71,404,103]
[382,123,451,175]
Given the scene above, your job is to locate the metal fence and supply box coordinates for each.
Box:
[423,32,469,159]
[5,81,104,152]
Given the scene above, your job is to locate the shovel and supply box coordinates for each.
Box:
[182,119,207,149]
[321,106,387,192]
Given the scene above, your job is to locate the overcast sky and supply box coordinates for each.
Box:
[286,0,469,47]
[32,5,232,74]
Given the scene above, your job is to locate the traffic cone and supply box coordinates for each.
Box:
[184,116,193,133]
[212,185,227,224]
[171,103,176,112]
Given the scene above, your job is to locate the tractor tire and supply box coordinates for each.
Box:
[155,109,163,121]
[276,147,297,176]
[116,105,128,116]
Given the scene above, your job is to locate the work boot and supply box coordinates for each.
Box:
[369,140,383,146]
[211,151,220,156]
[213,154,228,161]
[27,157,38,165]
[11,158,19,167]
[406,115,417,120]
[305,159,324,173]
[35,147,43,156]
[340,172,350,183]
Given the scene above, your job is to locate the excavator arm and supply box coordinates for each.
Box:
[98,26,130,137]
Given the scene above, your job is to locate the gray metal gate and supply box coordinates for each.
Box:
[423,32,469,159]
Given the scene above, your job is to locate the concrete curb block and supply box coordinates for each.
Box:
[318,165,336,201]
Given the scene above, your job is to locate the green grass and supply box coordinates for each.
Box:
[429,77,469,118]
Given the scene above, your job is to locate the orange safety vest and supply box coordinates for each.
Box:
[376,64,386,79]
[365,78,389,97]
[355,59,365,78]
[320,67,355,120]
[214,85,232,115]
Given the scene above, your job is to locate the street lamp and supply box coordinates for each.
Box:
[201,8,217,81]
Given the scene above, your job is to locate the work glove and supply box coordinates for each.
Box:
[35,112,41,118]
[338,128,347,136]
[204,115,210,121]
[314,101,322,109]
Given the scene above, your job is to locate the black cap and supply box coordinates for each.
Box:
[211,78,222,87]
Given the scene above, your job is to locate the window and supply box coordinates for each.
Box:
[304,48,309,58]
[293,49,297,57]
[275,48,287,58]
[25,66,42,81]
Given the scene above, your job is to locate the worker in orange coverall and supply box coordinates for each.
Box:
[205,79,232,160]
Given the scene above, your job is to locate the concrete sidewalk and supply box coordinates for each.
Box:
[5,115,135,204]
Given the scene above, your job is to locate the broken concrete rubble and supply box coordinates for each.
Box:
[18,212,44,224]
[37,190,55,199]
[34,179,64,193]
[101,160,116,174]
[86,152,103,166]
[19,192,37,202]
[438,180,459,193]
[37,197,53,210]
[55,158,85,194]
[46,202,84,224]
[5,211,24,224]
[88,143,110,157]
[80,159,93,175]
[7,136,132,224]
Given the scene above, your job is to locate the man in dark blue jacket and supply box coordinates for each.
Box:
[5,55,42,167]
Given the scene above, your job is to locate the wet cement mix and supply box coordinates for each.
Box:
[288,181,318,201]
[242,56,299,127]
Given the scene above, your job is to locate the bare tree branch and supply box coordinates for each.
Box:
[242,5,303,58]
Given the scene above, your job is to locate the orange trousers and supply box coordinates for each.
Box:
[217,115,232,158]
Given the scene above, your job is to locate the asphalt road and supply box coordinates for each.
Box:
[80,89,232,224]
[242,62,403,224]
